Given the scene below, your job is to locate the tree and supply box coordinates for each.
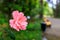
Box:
[54,0,60,18]
[40,0,43,19]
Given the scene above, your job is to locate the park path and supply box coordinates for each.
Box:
[45,17,60,40]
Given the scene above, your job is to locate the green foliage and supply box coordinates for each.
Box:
[15,30,41,40]
[13,4,22,11]
[30,8,41,17]
[0,32,2,36]
[0,0,42,40]
[43,1,53,17]
[0,13,8,24]
[0,25,41,40]
[27,21,41,30]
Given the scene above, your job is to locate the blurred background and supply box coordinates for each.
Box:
[0,0,60,40]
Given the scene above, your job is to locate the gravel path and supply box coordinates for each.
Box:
[45,17,60,40]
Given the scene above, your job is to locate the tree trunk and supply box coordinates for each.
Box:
[54,0,60,18]
[40,0,43,19]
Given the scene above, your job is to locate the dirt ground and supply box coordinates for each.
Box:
[45,17,60,40]
[46,34,60,40]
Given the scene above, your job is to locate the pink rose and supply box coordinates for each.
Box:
[9,10,28,31]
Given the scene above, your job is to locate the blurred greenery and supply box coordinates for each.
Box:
[1,0,59,40]
[0,0,42,40]
[0,20,41,40]
[27,21,41,30]
[0,13,8,24]
[2,29,42,40]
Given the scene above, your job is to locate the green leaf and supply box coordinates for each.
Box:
[13,4,22,11]
[0,32,2,36]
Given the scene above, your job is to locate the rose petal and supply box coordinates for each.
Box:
[9,19,15,27]
[9,11,28,31]
[12,10,19,19]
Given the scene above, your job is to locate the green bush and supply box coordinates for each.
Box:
[27,21,41,30]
